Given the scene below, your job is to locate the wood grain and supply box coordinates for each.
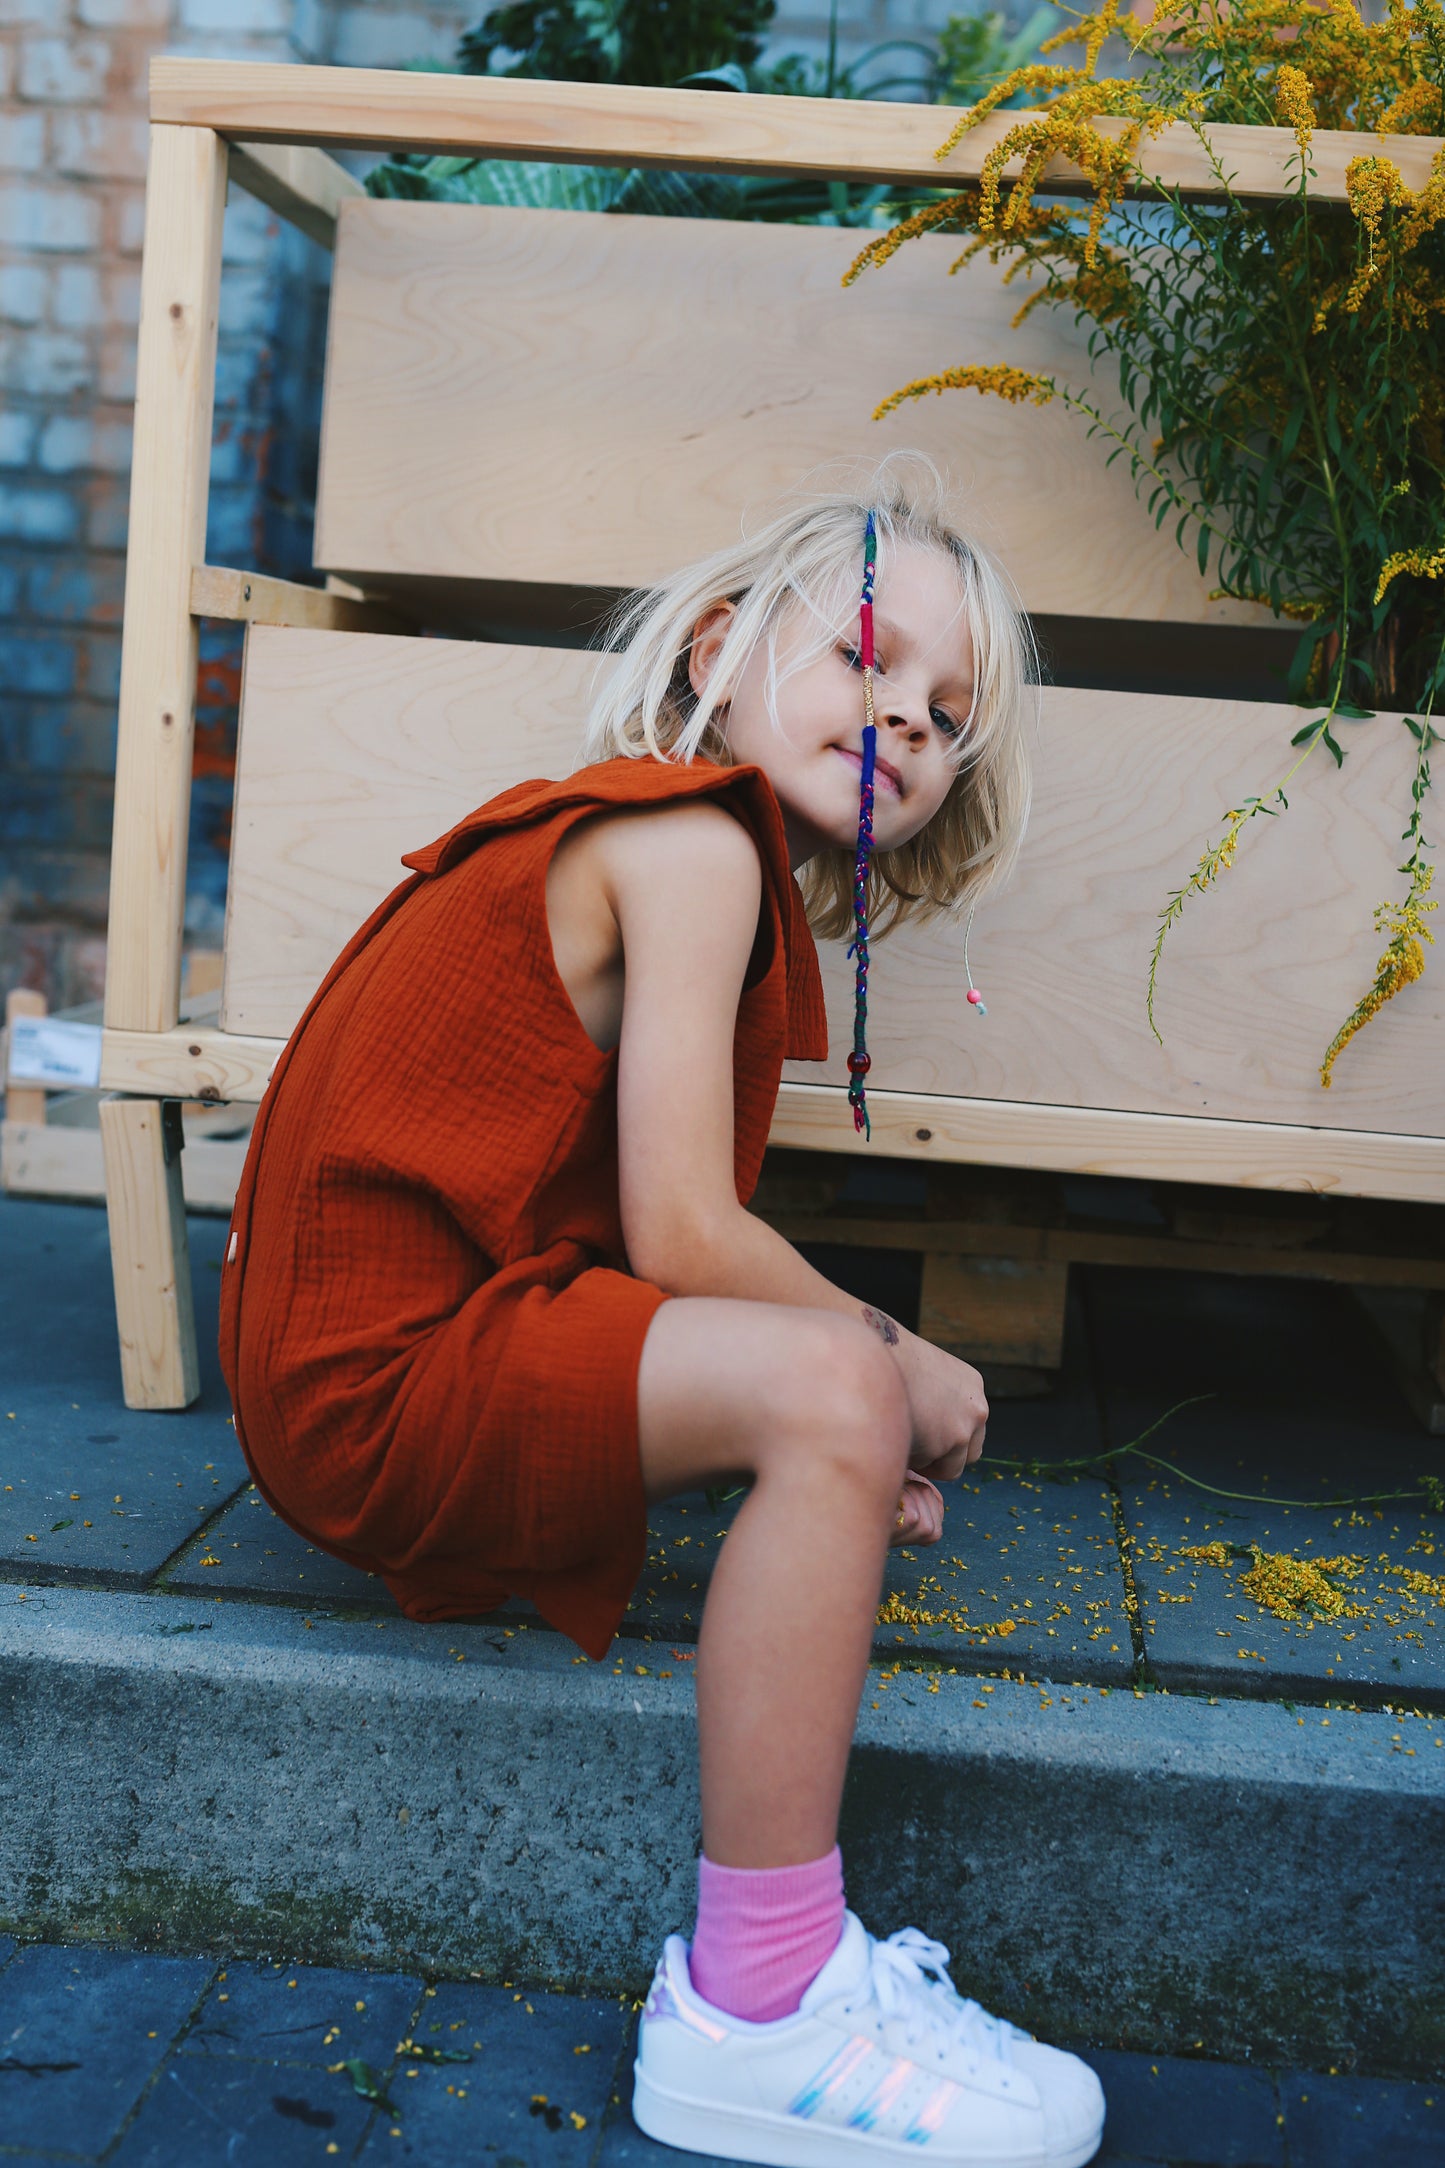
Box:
[317,201,1272,630]
[784,683,1445,1139]
[770,1084,1445,1204]
[100,1024,282,1103]
[226,137,362,249]
[191,562,410,633]
[150,60,1442,204]
[2,1109,251,1213]
[223,627,599,1036]
[226,627,1444,1147]
[4,989,46,1126]
[99,1096,200,1409]
[105,124,227,1034]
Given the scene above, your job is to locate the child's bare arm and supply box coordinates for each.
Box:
[606,805,986,1482]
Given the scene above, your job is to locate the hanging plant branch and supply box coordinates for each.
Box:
[851,0,1445,1083]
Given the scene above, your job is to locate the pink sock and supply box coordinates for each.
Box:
[688,1846,846,2023]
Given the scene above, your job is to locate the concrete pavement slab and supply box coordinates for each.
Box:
[1278,2070,1445,2167]
[1085,1269,1445,1703]
[0,1196,246,1584]
[354,1981,628,2164]
[110,2052,378,2166]
[0,1942,210,2157]
[1082,2050,1283,2165]
[161,1490,397,1611]
[179,1957,423,2069]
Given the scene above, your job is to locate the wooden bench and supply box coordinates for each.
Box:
[99,61,1445,1408]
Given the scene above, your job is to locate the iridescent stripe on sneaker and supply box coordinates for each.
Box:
[847,2054,914,2131]
[788,2035,875,2117]
[904,2077,961,2144]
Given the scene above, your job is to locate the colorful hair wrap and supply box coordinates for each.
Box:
[846,513,878,1138]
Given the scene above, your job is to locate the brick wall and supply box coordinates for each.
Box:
[0,0,949,1014]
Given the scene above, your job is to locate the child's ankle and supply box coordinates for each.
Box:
[688,1847,846,2023]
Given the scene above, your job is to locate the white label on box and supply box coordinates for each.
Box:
[7,1016,104,1090]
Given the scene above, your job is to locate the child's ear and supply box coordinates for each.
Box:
[688,601,736,701]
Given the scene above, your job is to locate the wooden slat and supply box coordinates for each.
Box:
[223,627,1445,1147]
[105,124,227,1034]
[4,989,46,1125]
[760,1210,1445,1288]
[191,563,411,632]
[150,60,1443,205]
[99,1096,200,1409]
[227,137,362,249]
[770,1084,1445,1206]
[2,1112,251,1212]
[101,1024,282,1103]
[316,203,1270,629]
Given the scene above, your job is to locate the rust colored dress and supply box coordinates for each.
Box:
[219,755,827,1660]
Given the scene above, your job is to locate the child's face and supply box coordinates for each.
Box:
[690,540,975,867]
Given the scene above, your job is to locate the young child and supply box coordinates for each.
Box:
[219,460,1104,2168]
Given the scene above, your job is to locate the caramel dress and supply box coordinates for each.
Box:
[219,755,827,1659]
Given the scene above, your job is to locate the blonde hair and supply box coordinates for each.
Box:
[580,456,1034,939]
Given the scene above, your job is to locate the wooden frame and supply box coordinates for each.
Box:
[102,64,1445,1406]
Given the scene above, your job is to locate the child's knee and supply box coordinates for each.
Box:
[777,1315,909,1488]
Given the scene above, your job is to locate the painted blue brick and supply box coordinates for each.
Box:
[204,486,260,562]
[0,632,77,695]
[0,775,113,847]
[207,427,253,487]
[27,554,126,622]
[218,267,275,340]
[7,848,112,915]
[0,485,80,545]
[0,555,23,615]
[213,338,267,411]
[78,629,122,701]
[6,700,117,773]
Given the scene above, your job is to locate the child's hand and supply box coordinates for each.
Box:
[889,1470,945,1549]
[888,1327,988,1482]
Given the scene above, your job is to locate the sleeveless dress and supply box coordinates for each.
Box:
[219,755,828,1660]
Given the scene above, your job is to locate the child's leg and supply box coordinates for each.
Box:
[636,1298,909,1869]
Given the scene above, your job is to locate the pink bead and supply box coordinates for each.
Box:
[966,987,983,1006]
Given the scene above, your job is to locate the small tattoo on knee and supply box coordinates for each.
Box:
[862,1306,900,1347]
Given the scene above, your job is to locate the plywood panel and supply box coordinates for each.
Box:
[222,625,599,1036]
[225,627,1445,1142]
[316,203,1271,631]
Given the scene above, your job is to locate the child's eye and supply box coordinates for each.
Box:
[839,644,864,673]
[931,707,965,739]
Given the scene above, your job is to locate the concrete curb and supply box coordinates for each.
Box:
[3,1587,1442,2078]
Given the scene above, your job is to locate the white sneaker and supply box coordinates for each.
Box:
[633,1911,1104,2168]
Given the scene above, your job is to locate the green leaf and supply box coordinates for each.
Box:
[50,1518,73,1532]
[1289,718,1325,746]
[400,2041,473,2064]
[340,2060,399,2116]
[1321,726,1345,768]
[1333,702,1375,721]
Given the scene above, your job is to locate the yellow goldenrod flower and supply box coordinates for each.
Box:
[1275,63,1316,158]
[1320,862,1436,1087]
[872,363,1056,420]
[1375,543,1445,605]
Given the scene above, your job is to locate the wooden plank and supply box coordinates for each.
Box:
[105,124,227,1034]
[760,1211,1445,1289]
[920,1251,1069,1367]
[99,1096,200,1409]
[770,1085,1445,1206]
[191,562,412,633]
[226,137,362,249]
[4,989,46,1125]
[150,60,1442,205]
[316,203,1269,629]
[224,628,1445,1142]
[223,628,597,1035]
[3,1112,249,1211]
[101,1024,281,1104]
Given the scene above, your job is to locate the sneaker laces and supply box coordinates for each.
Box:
[856,1929,1019,2065]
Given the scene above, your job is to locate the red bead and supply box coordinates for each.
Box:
[966,988,983,1006]
[847,1052,871,1075]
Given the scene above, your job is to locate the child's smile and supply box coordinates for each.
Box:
[689,540,976,870]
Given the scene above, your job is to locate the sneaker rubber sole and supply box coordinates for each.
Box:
[632,2062,1104,2168]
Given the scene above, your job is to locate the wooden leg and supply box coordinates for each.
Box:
[100,1095,200,1410]
[919,1251,1070,1385]
[5,987,48,1125]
